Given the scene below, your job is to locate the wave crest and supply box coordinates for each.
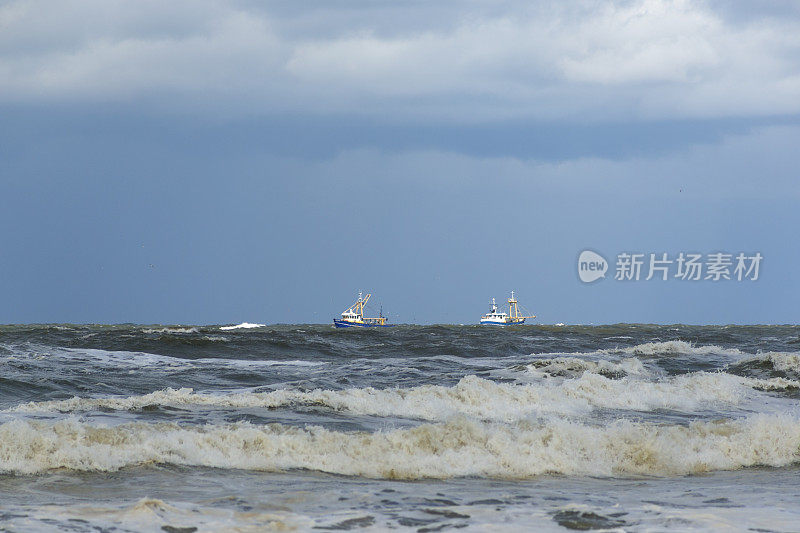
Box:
[141,327,198,334]
[11,371,795,422]
[219,323,266,330]
[521,357,647,379]
[603,341,741,357]
[738,352,800,376]
[2,415,799,478]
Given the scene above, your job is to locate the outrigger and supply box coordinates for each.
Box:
[480,291,536,325]
[334,292,393,328]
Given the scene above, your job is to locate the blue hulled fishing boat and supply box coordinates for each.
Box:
[334,292,393,328]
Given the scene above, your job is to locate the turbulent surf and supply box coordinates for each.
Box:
[1,323,800,531]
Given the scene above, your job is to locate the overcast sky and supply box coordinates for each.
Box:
[1,0,799,324]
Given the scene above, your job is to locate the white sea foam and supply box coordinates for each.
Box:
[9,497,313,532]
[193,358,326,368]
[11,372,796,421]
[526,341,745,365]
[2,414,799,478]
[141,327,198,334]
[603,340,742,357]
[6,345,324,371]
[736,351,800,374]
[220,322,266,330]
[521,356,648,378]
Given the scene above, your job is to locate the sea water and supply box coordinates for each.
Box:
[1,323,799,531]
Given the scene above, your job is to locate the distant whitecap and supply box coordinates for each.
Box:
[219,322,266,330]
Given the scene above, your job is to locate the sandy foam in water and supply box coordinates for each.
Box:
[1,414,799,478]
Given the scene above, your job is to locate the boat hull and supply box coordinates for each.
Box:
[480,318,526,326]
[333,319,393,328]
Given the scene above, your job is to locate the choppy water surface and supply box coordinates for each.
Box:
[2,323,800,531]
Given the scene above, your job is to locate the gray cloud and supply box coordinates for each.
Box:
[1,0,799,121]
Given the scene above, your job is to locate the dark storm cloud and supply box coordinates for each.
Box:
[1,0,799,121]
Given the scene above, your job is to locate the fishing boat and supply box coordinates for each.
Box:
[480,291,535,325]
[333,292,392,328]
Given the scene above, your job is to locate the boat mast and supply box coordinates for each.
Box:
[342,292,371,320]
[509,290,518,319]
[358,292,371,319]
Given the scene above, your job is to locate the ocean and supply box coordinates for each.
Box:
[1,323,800,531]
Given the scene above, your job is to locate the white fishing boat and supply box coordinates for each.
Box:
[480,291,535,325]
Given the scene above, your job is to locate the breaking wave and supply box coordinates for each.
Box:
[599,340,742,357]
[219,322,266,330]
[520,357,648,379]
[2,414,799,478]
[4,345,324,371]
[141,327,199,334]
[734,352,800,375]
[11,372,797,422]
[524,342,747,368]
